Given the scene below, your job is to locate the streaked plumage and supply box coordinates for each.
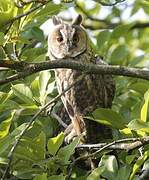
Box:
[48,15,115,143]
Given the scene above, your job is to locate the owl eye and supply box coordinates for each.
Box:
[56,35,63,42]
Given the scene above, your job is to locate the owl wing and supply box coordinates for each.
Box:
[84,56,115,143]
[94,56,115,108]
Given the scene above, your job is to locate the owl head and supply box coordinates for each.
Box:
[48,14,88,59]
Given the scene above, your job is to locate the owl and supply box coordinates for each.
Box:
[48,14,115,143]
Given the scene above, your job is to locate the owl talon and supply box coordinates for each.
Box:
[64,123,86,144]
[64,123,77,144]
[64,130,77,144]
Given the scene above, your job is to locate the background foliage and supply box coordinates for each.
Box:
[0,0,149,179]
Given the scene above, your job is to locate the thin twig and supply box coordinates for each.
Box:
[94,0,126,6]
[12,43,20,61]
[51,112,68,128]
[1,74,84,180]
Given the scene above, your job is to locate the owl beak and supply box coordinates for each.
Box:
[66,46,71,52]
[67,41,73,51]
[65,42,73,56]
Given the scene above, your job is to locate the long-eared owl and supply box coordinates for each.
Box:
[48,14,115,143]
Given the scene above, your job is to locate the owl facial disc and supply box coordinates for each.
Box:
[48,15,87,59]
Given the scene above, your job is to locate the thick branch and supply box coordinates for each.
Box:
[0,60,149,85]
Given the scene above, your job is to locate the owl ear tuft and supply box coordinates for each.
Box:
[52,16,62,25]
[72,14,83,25]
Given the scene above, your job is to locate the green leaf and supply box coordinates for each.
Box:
[141,90,149,122]
[11,84,34,104]
[116,165,131,180]
[129,55,145,67]
[31,26,44,42]
[0,123,27,156]
[99,155,118,180]
[35,3,64,18]
[33,173,47,180]
[0,32,5,45]
[0,111,15,139]
[0,99,21,112]
[17,104,38,116]
[13,164,43,179]
[47,132,64,156]
[0,0,17,27]
[48,174,66,180]
[57,136,80,163]
[126,155,136,165]
[110,45,129,65]
[15,132,46,161]
[141,1,149,14]
[0,90,13,103]
[142,158,149,171]
[39,70,51,105]
[97,30,111,49]
[127,119,149,132]
[11,132,46,178]
[131,1,140,16]
[128,82,149,95]
[36,117,56,138]
[31,77,40,100]
[0,136,11,157]
[0,92,8,103]
[47,81,55,94]
[87,167,105,180]
[0,157,8,165]
[22,26,44,42]
[130,151,149,180]
[21,47,47,62]
[110,23,134,39]
[90,108,126,129]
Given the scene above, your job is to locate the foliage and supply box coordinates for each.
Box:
[0,0,149,179]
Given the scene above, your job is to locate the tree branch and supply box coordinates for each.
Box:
[75,3,149,30]
[0,59,149,85]
[76,136,149,163]
[83,21,149,30]
[77,136,149,151]
[93,0,126,6]
[66,136,149,179]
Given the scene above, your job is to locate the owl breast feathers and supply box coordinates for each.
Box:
[48,14,115,143]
